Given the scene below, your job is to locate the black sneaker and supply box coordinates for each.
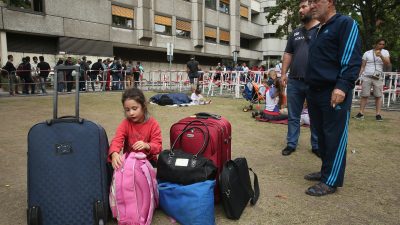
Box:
[282,146,296,156]
[353,113,364,120]
[376,115,383,122]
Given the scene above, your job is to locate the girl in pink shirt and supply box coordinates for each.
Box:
[109,87,162,168]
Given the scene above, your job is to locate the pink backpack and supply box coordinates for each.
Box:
[109,152,159,225]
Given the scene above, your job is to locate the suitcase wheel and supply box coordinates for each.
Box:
[93,200,106,225]
[27,206,41,225]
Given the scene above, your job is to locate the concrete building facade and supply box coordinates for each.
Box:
[0,0,286,70]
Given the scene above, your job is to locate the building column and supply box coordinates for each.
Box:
[0,32,7,67]
[137,0,153,40]
[230,1,240,55]
[192,0,204,48]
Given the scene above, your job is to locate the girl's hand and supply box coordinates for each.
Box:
[111,152,123,170]
[132,141,150,152]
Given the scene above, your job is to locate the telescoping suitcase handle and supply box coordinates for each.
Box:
[195,112,221,120]
[48,65,81,125]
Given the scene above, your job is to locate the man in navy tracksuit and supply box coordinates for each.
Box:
[304,0,362,196]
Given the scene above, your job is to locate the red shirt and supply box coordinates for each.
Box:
[108,117,162,163]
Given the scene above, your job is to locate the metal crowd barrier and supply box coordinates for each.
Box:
[353,72,399,109]
[4,68,397,110]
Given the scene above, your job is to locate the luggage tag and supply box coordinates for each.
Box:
[175,158,189,167]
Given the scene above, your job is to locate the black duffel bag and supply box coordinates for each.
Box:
[220,158,260,220]
[157,125,217,185]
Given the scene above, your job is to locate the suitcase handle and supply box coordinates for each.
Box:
[195,112,221,120]
[53,65,81,120]
[46,116,84,125]
[170,126,207,157]
[180,120,210,151]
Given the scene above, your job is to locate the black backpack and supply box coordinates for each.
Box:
[158,95,174,106]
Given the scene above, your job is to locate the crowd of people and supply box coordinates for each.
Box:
[1,55,146,95]
[2,53,283,96]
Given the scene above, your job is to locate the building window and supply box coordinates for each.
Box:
[219,0,229,14]
[240,6,248,19]
[205,26,217,43]
[112,5,134,29]
[240,38,250,49]
[264,33,278,38]
[176,20,191,38]
[9,0,43,12]
[219,30,230,45]
[155,15,172,35]
[205,0,216,10]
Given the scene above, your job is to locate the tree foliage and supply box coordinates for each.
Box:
[266,0,400,70]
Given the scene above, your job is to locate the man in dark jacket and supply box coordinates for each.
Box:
[186,56,199,84]
[37,56,51,94]
[79,56,90,91]
[2,55,19,95]
[21,56,35,94]
[280,0,319,157]
[64,57,74,93]
[89,59,104,91]
[110,57,123,90]
[304,0,362,196]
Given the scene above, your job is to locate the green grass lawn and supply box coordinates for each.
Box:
[0,91,399,225]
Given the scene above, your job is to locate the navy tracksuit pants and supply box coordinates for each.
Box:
[307,87,353,187]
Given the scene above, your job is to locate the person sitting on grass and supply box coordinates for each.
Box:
[300,100,311,126]
[191,87,211,105]
[266,69,278,86]
[258,78,288,121]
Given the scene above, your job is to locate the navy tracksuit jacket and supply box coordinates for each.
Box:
[305,14,362,187]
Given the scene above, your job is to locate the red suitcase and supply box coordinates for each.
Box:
[169,112,232,201]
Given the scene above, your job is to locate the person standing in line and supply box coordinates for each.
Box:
[55,59,65,92]
[23,56,35,94]
[186,56,199,84]
[110,57,123,90]
[242,62,249,81]
[125,60,133,88]
[133,61,144,88]
[304,0,362,196]
[79,56,90,91]
[280,0,320,157]
[64,57,74,93]
[90,59,104,92]
[31,56,39,93]
[354,38,391,121]
[36,56,50,94]
[2,55,19,95]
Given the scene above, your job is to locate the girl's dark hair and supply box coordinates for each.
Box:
[274,78,285,107]
[122,87,149,119]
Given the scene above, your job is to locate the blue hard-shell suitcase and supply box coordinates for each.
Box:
[27,65,109,225]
